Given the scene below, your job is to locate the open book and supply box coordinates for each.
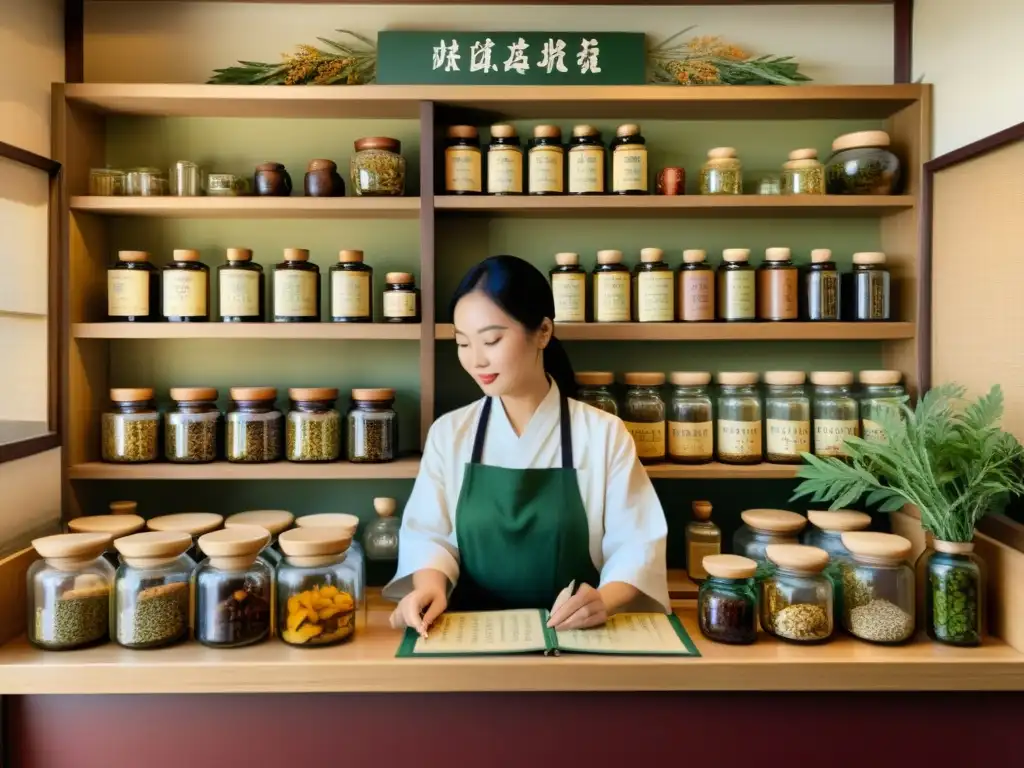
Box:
[396,609,699,657]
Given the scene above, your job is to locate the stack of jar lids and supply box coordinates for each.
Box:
[115,531,192,567]
[703,554,757,580]
[740,508,807,534]
[225,510,295,538]
[807,509,871,532]
[296,513,360,538]
[68,514,145,539]
[841,532,912,563]
[765,544,829,573]
[147,512,224,537]
[198,525,271,570]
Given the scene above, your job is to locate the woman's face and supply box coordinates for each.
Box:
[453,290,550,398]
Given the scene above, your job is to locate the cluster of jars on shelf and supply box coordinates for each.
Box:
[88,138,406,198]
[107,248,420,324]
[577,369,905,465]
[550,247,892,324]
[29,501,401,652]
[100,385,400,465]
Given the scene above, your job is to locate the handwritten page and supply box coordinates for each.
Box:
[555,613,691,654]
[409,609,548,655]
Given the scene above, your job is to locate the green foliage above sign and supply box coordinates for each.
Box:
[377,32,646,85]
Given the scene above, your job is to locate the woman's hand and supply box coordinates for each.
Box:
[389,585,448,637]
[546,583,607,631]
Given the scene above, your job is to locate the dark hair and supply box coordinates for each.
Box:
[450,255,576,398]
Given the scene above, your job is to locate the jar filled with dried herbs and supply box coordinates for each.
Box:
[347,388,398,463]
[810,371,859,458]
[717,249,755,321]
[162,249,209,322]
[923,540,984,647]
[859,370,906,443]
[761,544,833,643]
[90,167,125,196]
[550,252,586,323]
[382,272,420,323]
[274,248,320,322]
[733,508,807,563]
[351,136,405,196]
[620,372,666,464]
[841,532,915,645]
[108,250,160,322]
[700,147,742,195]
[147,512,224,565]
[102,388,159,463]
[764,371,810,464]
[806,508,871,618]
[611,124,648,194]
[781,148,825,195]
[487,124,524,195]
[716,372,762,464]
[295,513,365,613]
[668,371,713,464]
[528,125,564,195]
[330,250,373,323]
[218,248,264,323]
[113,531,194,650]
[165,387,220,464]
[757,247,798,321]
[825,130,901,195]
[567,125,606,195]
[698,554,758,645]
[195,526,273,648]
[225,509,295,568]
[805,248,840,321]
[287,387,341,462]
[445,126,482,194]
[633,247,674,322]
[592,250,630,323]
[225,387,283,463]
[677,249,715,322]
[576,372,618,416]
[852,252,891,321]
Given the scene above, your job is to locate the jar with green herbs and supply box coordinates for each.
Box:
[668,372,713,464]
[840,532,915,645]
[763,371,810,464]
[825,130,901,195]
[717,249,755,321]
[716,372,761,464]
[274,248,320,322]
[218,248,264,323]
[108,250,160,322]
[164,387,220,463]
[225,387,283,463]
[162,249,209,322]
[620,372,665,464]
[733,508,807,564]
[761,544,833,643]
[287,388,341,462]
[859,370,906,443]
[113,532,194,650]
[781,148,825,195]
[102,388,159,463]
[700,147,742,195]
[806,509,871,618]
[347,388,398,463]
[811,371,859,458]
[924,540,984,647]
[351,136,405,196]
[698,554,758,645]
[575,372,617,416]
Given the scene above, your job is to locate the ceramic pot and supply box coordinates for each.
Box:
[254,162,292,197]
[304,159,345,197]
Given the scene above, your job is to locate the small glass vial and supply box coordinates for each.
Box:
[195,526,273,648]
[668,371,713,464]
[852,252,891,320]
[347,388,398,463]
[781,149,825,195]
[620,372,666,464]
[575,371,618,416]
[218,248,264,323]
[859,370,906,443]
[678,249,715,322]
[445,125,482,194]
[686,501,721,582]
[698,554,758,645]
[67,513,146,569]
[633,247,673,322]
[330,249,373,323]
[487,124,523,195]
[382,272,420,323]
[225,509,294,568]
[162,249,209,322]
[805,248,840,321]
[287,387,341,463]
[550,252,586,323]
[165,386,220,464]
[761,544,834,643]
[102,388,159,463]
[757,247,798,321]
[147,512,224,564]
[274,248,320,322]
[717,248,755,321]
[763,371,810,464]
[364,497,401,561]
[716,372,762,464]
[923,540,985,647]
[592,250,630,322]
[295,513,366,614]
[28,533,114,650]
[811,371,859,458]
[225,387,283,463]
[567,125,605,195]
[611,123,648,194]
[528,125,564,195]
[757,175,782,196]
[108,250,160,322]
[841,532,915,645]
[734,508,807,563]
[700,147,742,195]
[113,531,194,650]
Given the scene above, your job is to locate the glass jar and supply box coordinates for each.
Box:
[716,372,762,464]
[633,247,674,322]
[295,513,366,617]
[101,388,159,463]
[330,250,373,323]
[852,252,891,321]
[89,167,125,196]
[274,248,320,322]
[67,514,146,569]
[567,125,605,195]
[668,372,713,464]
[763,371,810,464]
[686,501,721,582]
[825,130,901,195]
[924,540,984,647]
[528,125,564,195]
[840,532,915,644]
[611,123,647,194]
[287,388,341,462]
[108,250,160,322]
[550,252,586,323]
[351,136,405,196]
[206,173,248,197]
[698,554,758,645]
[620,372,666,464]
[811,371,859,458]
[162,249,209,322]
[113,531,195,649]
[592,250,630,323]
[761,545,834,643]
[225,387,283,463]
[757,175,782,196]
[805,509,870,561]
[805,248,840,321]
[700,147,742,195]
[28,533,114,650]
[364,497,400,561]
[223,510,292,573]
[677,249,715,322]
[147,512,224,564]
[487,124,523,195]
[383,272,420,323]
[575,372,617,416]
[781,148,825,195]
[125,167,168,196]
[733,508,807,563]
[347,388,398,463]
[444,125,482,194]
[218,247,264,323]
[859,370,906,443]
[757,247,798,321]
[170,160,204,197]
[194,526,273,648]
[165,387,220,464]
[717,248,755,321]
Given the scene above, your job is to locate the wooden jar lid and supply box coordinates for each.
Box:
[226,248,252,261]
[338,249,364,263]
[623,372,665,387]
[68,514,145,537]
[374,497,398,518]
[859,370,902,385]
[230,386,277,401]
[283,248,309,261]
[722,248,750,263]
[811,249,833,263]
[765,247,791,262]
[764,371,806,386]
[278,527,351,558]
[118,250,150,262]
[707,147,737,159]
[576,371,614,386]
[169,387,218,402]
[172,249,201,262]
[853,251,886,265]
[832,130,890,152]
[692,501,712,520]
[386,272,414,284]
[447,125,477,139]
[534,125,561,138]
[353,137,400,152]
[110,387,154,402]
[682,249,706,263]
[640,248,664,262]
[289,387,339,401]
[296,513,360,537]
[788,148,818,161]
[841,531,912,561]
[717,371,758,386]
[115,531,192,566]
[766,544,829,573]
[352,388,395,401]
[554,252,579,266]
[809,371,854,386]
[616,123,641,137]
[198,525,271,569]
[572,125,599,137]
[741,508,807,534]
[225,509,295,536]
[596,250,623,265]
[670,372,712,386]
[33,533,112,561]
[147,512,223,536]
[808,509,871,532]
[703,554,757,580]
[933,540,975,555]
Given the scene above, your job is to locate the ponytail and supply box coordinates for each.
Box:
[543,337,577,399]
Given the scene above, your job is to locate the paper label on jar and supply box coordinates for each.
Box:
[551,273,585,322]
[108,270,149,317]
[814,419,859,457]
[722,270,755,320]
[680,272,714,321]
[717,420,762,461]
[612,144,647,192]
[332,271,370,318]
[669,421,713,459]
[445,146,482,193]
[623,421,665,459]
[637,271,674,322]
[757,269,799,320]
[766,419,810,458]
[487,147,523,194]
[568,146,604,193]
[687,541,721,581]
[274,270,317,318]
[594,272,630,322]
[219,269,260,318]
[383,291,416,318]
[862,419,887,443]
[162,270,207,318]
[529,146,564,193]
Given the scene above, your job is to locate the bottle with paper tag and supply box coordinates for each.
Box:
[621,372,666,464]
[686,501,721,582]
[108,250,159,322]
[611,124,648,194]
[382,272,420,323]
[330,250,373,323]
[716,371,762,464]
[273,248,320,322]
[764,371,810,464]
[162,249,209,322]
[592,250,631,322]
[549,253,586,323]
[633,248,674,322]
[858,370,905,443]
[668,372,713,464]
[810,371,858,458]
[218,248,264,322]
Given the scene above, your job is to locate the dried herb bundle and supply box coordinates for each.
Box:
[208,30,377,85]
[648,27,811,86]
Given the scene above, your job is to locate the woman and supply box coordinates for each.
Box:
[384,256,669,636]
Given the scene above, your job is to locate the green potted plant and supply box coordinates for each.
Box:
[792,383,1024,646]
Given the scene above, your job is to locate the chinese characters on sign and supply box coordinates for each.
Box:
[430,36,604,76]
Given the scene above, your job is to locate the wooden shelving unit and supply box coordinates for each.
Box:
[435,322,915,342]
[74,322,421,340]
[70,196,420,219]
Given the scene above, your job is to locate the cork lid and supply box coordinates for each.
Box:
[692,500,713,521]
[764,371,806,386]
[386,272,414,284]
[788,148,818,161]
[572,125,599,138]
[707,147,737,159]
[623,372,665,387]
[933,540,975,555]
[596,250,623,265]
[832,130,890,153]
[640,248,664,263]
[226,247,252,261]
[682,249,707,264]
[859,370,902,385]
[722,248,750,263]
[169,387,218,402]
[490,124,517,138]
[115,531,192,567]
[282,248,310,262]
[555,252,579,266]
[811,249,833,264]
[351,387,395,402]
[447,125,478,139]
[853,252,887,265]
[703,554,757,580]
[354,136,400,153]
[118,250,150,263]
[374,497,398,518]
[338,249,364,263]
[576,371,613,386]
[68,514,145,537]
[198,525,271,570]
[229,386,277,402]
[670,371,712,386]
[534,125,561,139]
[147,512,224,537]
[616,123,641,137]
[809,371,854,386]
[296,513,360,537]
[841,531,912,562]
[172,249,201,262]
[33,532,112,562]
[765,247,792,262]
[741,508,807,534]
[278,527,351,557]
[109,387,154,402]
[766,544,829,573]
[225,509,295,537]
[109,500,138,515]
[808,509,871,532]
[289,387,338,402]
[717,371,758,386]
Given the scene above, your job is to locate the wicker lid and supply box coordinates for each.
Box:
[278,527,351,557]
[68,514,145,537]
[682,249,707,264]
[788,148,818,160]
[386,272,414,284]
[616,123,641,137]
[572,124,599,138]
[115,531,192,566]
[225,509,295,536]
[147,512,224,537]
[229,386,277,401]
[741,508,807,534]
[763,371,806,386]
[707,147,737,159]
[351,387,395,402]
[289,387,339,401]
[374,497,398,518]
[296,513,360,537]
[109,387,154,402]
[808,509,871,532]
[283,248,310,262]
[809,371,854,386]
[199,525,271,569]
[109,500,138,515]
[169,387,218,402]
[811,249,833,264]
[640,248,664,263]
[832,130,890,153]
[172,249,201,262]
[555,252,579,266]
[841,531,912,561]
[703,554,756,580]
[534,125,561,139]
[447,125,478,139]
[118,250,150,263]
[338,249,364,263]
[575,371,614,386]
[623,372,665,387]
[225,248,252,261]
[766,544,829,573]
[722,248,750,263]
[692,500,713,521]
[717,371,758,386]
[354,136,400,153]
[33,532,112,562]
[670,371,712,386]
[765,247,792,262]
[853,252,887,265]
[596,250,623,265]
[490,124,517,139]
[859,370,903,385]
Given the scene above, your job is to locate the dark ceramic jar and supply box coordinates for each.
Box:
[254,162,292,197]
[304,159,345,198]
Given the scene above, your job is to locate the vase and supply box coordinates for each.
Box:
[924,539,984,647]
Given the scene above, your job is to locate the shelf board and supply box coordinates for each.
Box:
[646,462,800,479]
[74,322,421,340]
[69,196,419,219]
[436,322,914,342]
[69,458,423,481]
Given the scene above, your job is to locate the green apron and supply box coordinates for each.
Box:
[451,393,601,611]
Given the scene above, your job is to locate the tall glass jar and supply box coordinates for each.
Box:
[761,545,834,643]
[806,508,871,617]
[165,386,220,464]
[610,123,648,194]
[108,250,160,322]
[351,137,405,196]
[528,125,564,195]
[805,248,840,321]
[330,250,373,323]
[592,250,631,323]
[487,124,523,195]
[225,509,295,568]
[781,148,825,195]
[550,252,586,323]
[195,526,273,648]
[287,388,341,462]
[859,370,906,443]
[852,252,891,321]
[633,247,674,322]
[225,386,283,463]
[825,130,901,195]
[382,272,420,323]
[620,372,666,464]
[757,247,798,322]
[700,147,742,195]
[113,531,195,649]
[364,497,400,561]
[147,512,224,564]
[28,533,114,650]
[295,513,366,619]
[716,372,762,465]
[677,249,715,322]
[444,126,482,194]
[733,508,807,563]
[668,372,713,465]
[840,532,915,645]
[101,388,159,463]
[162,249,209,322]
[274,248,320,322]
[763,371,810,464]
[218,247,264,323]
[811,371,859,458]
[347,388,398,463]
[67,513,146,569]
[567,125,605,195]
[575,372,617,416]
[698,554,758,645]
[924,540,984,647]
[717,249,755,322]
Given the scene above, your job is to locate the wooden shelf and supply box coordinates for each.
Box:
[69,196,419,219]
[436,322,914,342]
[74,322,421,340]
[646,462,801,479]
[69,457,422,481]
